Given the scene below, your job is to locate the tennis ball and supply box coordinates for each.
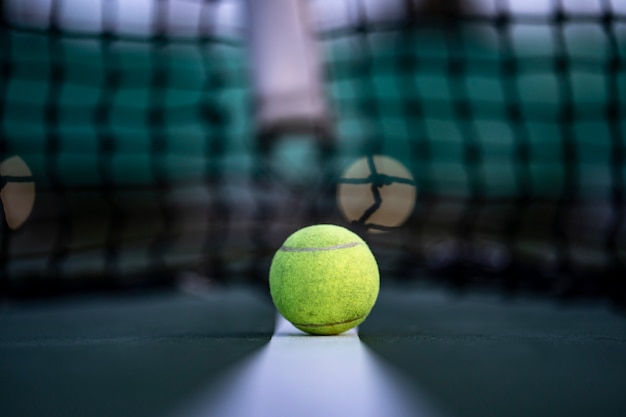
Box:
[337,155,416,233]
[0,156,36,230]
[269,224,379,335]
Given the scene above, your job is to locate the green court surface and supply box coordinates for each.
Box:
[361,286,626,417]
[0,288,275,417]
[1,284,624,417]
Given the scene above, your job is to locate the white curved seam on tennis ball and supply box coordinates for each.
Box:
[280,242,363,252]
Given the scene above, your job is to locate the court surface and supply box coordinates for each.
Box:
[2,283,625,417]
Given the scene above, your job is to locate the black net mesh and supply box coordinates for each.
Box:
[317,0,626,301]
[0,0,252,293]
[0,0,625,303]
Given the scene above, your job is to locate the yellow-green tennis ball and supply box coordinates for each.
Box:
[269,224,380,335]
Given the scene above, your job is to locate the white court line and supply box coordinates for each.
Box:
[174,315,443,417]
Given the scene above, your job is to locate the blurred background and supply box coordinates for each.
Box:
[1,0,625,304]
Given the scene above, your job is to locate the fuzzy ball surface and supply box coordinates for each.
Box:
[269,224,380,335]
